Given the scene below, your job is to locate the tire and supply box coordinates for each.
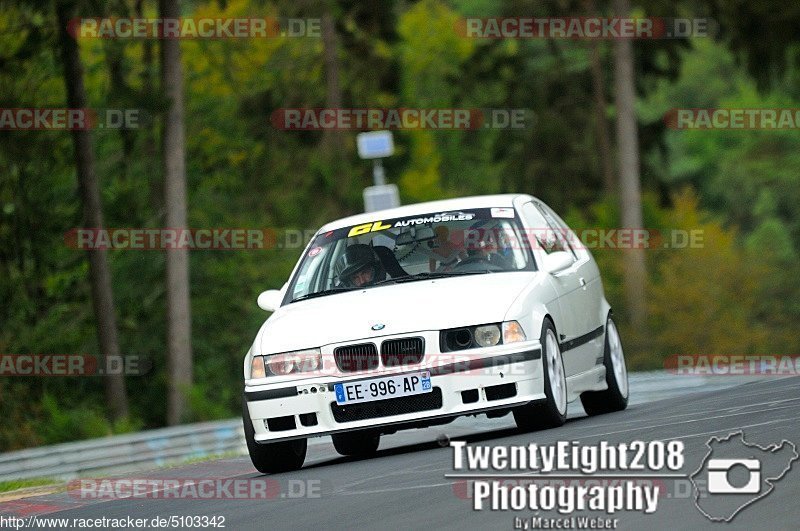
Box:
[580,315,629,415]
[242,399,306,473]
[513,319,567,431]
[332,430,380,457]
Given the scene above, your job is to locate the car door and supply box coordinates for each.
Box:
[534,200,604,375]
[519,201,582,377]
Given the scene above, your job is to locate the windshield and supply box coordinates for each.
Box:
[285,208,535,304]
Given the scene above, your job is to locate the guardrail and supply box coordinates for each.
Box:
[0,419,246,482]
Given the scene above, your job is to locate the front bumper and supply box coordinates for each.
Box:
[244,339,544,443]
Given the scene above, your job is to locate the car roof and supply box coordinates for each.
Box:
[319,194,534,232]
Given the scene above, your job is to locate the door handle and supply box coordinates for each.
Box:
[579,277,587,289]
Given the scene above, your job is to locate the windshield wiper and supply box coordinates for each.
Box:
[371,272,437,286]
[291,286,353,303]
[372,269,496,286]
[429,269,497,277]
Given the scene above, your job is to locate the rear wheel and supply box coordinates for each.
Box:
[513,319,567,431]
[580,315,629,415]
[242,399,306,473]
[332,430,380,457]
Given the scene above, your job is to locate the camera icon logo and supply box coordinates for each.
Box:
[707,458,761,494]
[691,431,798,522]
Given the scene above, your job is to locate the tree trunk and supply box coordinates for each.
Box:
[104,43,134,180]
[136,0,162,215]
[56,0,129,421]
[584,0,614,197]
[160,0,192,425]
[321,11,343,154]
[321,9,350,204]
[612,0,647,330]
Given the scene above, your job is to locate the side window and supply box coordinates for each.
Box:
[533,202,578,260]
[520,202,575,259]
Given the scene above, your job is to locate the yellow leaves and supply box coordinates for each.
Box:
[642,189,770,367]
[399,130,443,202]
[397,0,475,76]
[668,187,703,230]
[394,0,477,201]
[183,0,286,95]
[227,149,247,167]
[0,9,30,55]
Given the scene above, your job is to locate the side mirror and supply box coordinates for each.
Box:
[542,251,574,274]
[257,289,283,312]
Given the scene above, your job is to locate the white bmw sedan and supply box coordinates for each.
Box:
[242,194,628,473]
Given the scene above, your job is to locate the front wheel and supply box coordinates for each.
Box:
[242,399,306,473]
[580,315,629,415]
[513,319,567,431]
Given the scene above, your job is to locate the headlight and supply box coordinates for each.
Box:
[441,321,527,351]
[474,324,501,347]
[502,321,527,343]
[264,348,322,377]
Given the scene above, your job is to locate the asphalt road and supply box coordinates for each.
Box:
[3,375,798,530]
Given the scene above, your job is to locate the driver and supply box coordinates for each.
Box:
[429,225,465,272]
[335,244,386,287]
[464,221,514,268]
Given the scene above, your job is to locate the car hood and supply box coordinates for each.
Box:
[255,272,536,355]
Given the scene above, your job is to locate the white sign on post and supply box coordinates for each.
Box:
[357,131,395,159]
[357,131,399,212]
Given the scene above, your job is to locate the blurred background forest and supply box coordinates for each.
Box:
[2,0,800,450]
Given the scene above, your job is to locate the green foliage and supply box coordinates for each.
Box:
[1,0,799,448]
[0,478,57,493]
[568,189,800,371]
[39,394,111,444]
[185,382,236,423]
[643,192,772,369]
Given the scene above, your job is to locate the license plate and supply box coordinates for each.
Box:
[334,371,431,405]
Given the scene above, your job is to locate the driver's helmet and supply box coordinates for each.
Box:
[335,244,385,287]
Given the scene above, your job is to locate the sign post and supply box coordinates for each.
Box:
[356,131,400,212]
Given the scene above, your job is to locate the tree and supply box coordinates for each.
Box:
[584,0,615,197]
[160,0,192,425]
[612,0,646,330]
[55,0,129,421]
[321,9,343,155]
